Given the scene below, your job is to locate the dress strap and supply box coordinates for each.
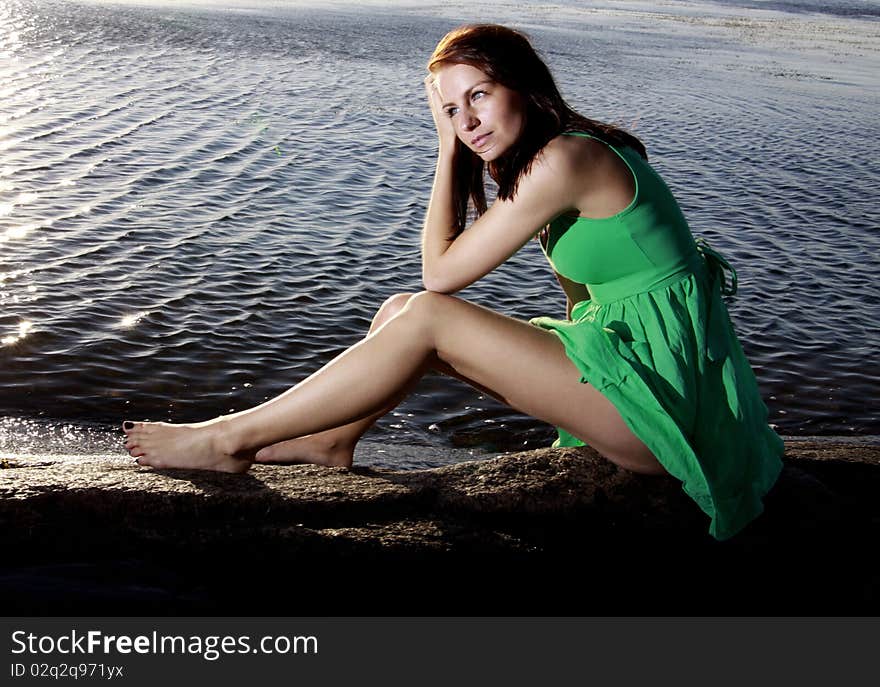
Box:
[696,238,738,296]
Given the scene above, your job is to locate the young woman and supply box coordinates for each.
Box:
[124,24,783,540]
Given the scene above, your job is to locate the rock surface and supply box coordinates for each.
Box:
[1,441,878,615]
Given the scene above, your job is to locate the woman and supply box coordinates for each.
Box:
[124,24,783,540]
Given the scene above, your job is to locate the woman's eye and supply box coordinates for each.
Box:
[445,107,459,118]
[471,91,485,101]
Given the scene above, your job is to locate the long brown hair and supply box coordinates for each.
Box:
[428,24,646,235]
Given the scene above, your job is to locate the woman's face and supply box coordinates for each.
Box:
[433,63,525,161]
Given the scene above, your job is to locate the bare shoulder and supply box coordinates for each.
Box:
[538,134,636,217]
[507,136,589,207]
[535,134,606,178]
[505,134,617,214]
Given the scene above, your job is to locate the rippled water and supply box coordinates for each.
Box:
[1,0,879,461]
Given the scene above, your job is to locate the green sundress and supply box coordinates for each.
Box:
[531,132,783,540]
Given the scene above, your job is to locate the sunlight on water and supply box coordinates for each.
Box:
[1,224,30,242]
[1,219,50,242]
[1,320,34,346]
[118,312,149,328]
[0,193,38,217]
[0,416,126,457]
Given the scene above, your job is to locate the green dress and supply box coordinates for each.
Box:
[530,132,783,540]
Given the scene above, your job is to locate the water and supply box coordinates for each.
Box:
[712,0,880,18]
[2,0,879,464]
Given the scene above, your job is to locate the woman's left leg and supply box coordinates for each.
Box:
[124,291,662,474]
[253,292,507,467]
[252,292,419,467]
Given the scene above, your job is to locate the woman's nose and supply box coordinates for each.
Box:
[460,109,480,131]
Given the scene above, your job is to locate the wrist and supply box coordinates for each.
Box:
[437,139,458,161]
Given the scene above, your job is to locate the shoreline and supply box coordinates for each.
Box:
[2,407,879,466]
[2,414,880,469]
[0,440,495,470]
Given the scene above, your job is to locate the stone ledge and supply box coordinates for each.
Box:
[1,441,878,615]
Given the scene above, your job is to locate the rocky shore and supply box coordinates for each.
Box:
[1,440,878,616]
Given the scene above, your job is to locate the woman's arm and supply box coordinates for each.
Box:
[421,157,578,293]
[421,81,582,294]
[421,77,460,285]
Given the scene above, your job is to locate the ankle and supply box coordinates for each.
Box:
[212,417,248,456]
[322,434,357,456]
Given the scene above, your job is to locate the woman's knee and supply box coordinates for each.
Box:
[371,292,417,330]
[395,291,466,345]
[400,290,458,319]
[374,291,459,341]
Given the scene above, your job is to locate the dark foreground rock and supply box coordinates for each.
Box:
[1,441,878,615]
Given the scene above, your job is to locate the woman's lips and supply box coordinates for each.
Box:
[470,133,491,149]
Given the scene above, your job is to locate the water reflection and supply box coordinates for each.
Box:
[1,319,33,346]
[118,311,149,328]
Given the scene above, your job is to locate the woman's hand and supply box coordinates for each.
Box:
[424,74,458,155]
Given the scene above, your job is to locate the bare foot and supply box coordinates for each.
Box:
[123,419,252,473]
[254,433,354,468]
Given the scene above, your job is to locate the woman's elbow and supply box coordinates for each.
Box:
[421,270,458,294]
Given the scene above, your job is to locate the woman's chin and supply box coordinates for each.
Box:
[476,145,505,161]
